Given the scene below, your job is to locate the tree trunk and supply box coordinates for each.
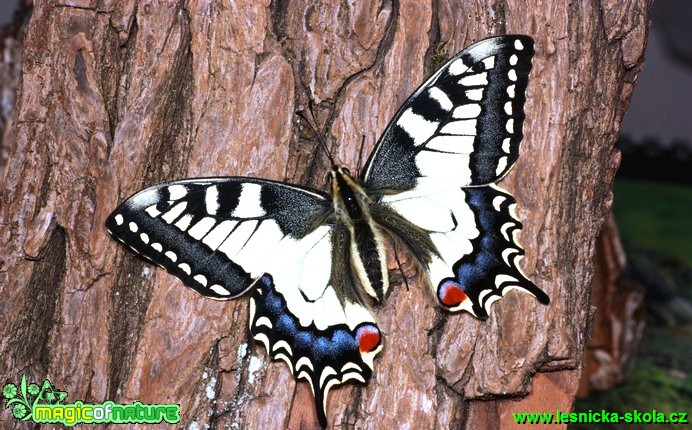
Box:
[0,1,650,429]
[578,214,646,396]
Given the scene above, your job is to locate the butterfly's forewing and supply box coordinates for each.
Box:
[364,35,548,317]
[106,177,382,427]
[363,35,534,192]
[106,178,331,298]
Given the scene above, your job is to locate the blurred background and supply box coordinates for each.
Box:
[0,1,688,428]
[573,1,692,428]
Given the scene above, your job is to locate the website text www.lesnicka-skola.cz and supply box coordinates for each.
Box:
[513,409,688,425]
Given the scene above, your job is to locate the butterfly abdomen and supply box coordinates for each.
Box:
[351,218,386,300]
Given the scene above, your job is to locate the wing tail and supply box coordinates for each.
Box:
[249,275,382,428]
[432,185,549,317]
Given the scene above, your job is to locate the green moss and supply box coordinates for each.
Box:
[570,362,690,429]
[640,326,692,373]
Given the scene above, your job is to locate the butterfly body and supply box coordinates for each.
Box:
[329,166,390,303]
[106,35,549,427]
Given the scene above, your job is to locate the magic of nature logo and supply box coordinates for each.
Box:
[2,374,180,426]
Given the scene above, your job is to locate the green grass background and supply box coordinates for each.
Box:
[613,179,692,265]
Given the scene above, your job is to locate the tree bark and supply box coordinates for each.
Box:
[0,1,650,429]
[578,214,646,396]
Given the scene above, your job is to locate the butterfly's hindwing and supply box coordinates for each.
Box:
[106,178,331,298]
[381,184,548,318]
[435,186,549,317]
[250,275,381,428]
[363,35,534,192]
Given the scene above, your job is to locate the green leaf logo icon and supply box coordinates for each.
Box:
[38,379,67,405]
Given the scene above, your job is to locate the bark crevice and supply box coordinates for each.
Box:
[8,226,66,377]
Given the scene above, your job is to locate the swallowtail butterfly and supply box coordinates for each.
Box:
[106,35,549,427]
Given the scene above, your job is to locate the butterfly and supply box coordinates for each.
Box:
[106,35,549,427]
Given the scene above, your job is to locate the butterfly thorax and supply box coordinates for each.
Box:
[329,166,389,302]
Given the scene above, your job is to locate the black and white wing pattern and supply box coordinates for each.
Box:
[364,35,549,318]
[379,183,548,318]
[106,178,329,298]
[364,35,533,192]
[106,178,382,427]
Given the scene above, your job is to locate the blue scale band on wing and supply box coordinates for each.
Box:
[437,186,549,317]
[250,275,381,428]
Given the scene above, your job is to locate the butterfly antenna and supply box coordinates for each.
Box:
[296,103,337,168]
[356,134,367,177]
